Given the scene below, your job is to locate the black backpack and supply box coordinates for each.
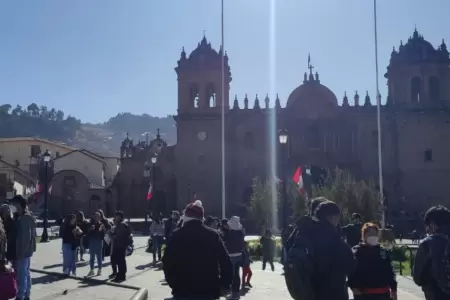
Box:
[431,234,450,295]
[284,234,316,300]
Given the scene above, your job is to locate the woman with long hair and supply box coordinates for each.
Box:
[0,217,7,266]
[61,214,83,275]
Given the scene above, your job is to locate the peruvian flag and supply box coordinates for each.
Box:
[292,166,305,195]
[146,182,153,201]
[33,182,52,201]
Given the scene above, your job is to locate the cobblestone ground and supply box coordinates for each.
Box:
[31,237,424,299]
[30,272,135,300]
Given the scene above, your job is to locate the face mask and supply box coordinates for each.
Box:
[366,236,379,246]
[9,205,17,214]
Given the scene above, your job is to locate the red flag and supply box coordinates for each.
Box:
[146,182,153,201]
[32,182,52,201]
[292,166,305,195]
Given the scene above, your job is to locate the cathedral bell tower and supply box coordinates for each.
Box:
[385,28,450,107]
[175,35,231,113]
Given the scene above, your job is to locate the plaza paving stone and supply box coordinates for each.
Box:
[30,272,135,300]
[30,237,424,299]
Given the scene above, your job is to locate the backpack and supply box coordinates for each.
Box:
[431,234,450,295]
[284,234,316,300]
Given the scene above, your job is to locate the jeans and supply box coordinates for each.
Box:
[230,255,242,294]
[16,257,31,299]
[111,248,127,278]
[79,237,85,260]
[89,239,103,270]
[152,236,163,262]
[62,243,77,274]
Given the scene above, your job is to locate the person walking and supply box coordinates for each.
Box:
[222,216,245,299]
[284,200,355,300]
[109,211,132,282]
[149,214,164,266]
[86,211,109,277]
[260,229,275,271]
[348,222,397,300]
[9,196,36,300]
[162,200,232,300]
[413,205,450,300]
[241,241,253,289]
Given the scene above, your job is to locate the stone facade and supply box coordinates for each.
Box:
[47,169,113,218]
[114,30,450,227]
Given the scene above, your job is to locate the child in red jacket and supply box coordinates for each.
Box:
[241,241,253,289]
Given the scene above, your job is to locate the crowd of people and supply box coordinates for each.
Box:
[1,194,450,300]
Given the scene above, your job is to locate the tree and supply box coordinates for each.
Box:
[55,110,64,122]
[27,103,39,117]
[11,105,22,116]
[250,177,279,231]
[0,104,11,115]
[311,168,381,225]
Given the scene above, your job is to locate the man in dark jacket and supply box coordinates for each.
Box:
[110,211,132,282]
[10,195,36,300]
[164,211,180,241]
[305,200,355,300]
[413,205,450,300]
[285,197,326,252]
[341,213,363,247]
[163,201,232,300]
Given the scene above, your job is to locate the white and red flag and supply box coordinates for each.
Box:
[292,166,305,195]
[32,182,52,201]
[146,182,153,201]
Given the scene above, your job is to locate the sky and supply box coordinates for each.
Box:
[0,0,449,123]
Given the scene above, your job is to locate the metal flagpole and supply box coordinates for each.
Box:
[221,0,226,219]
[373,0,385,228]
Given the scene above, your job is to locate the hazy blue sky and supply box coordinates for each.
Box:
[1,0,448,123]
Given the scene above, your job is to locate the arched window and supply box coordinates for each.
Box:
[244,132,255,149]
[410,76,421,103]
[206,83,216,107]
[190,84,200,108]
[429,76,440,103]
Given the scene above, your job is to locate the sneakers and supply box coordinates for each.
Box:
[246,283,253,288]
[87,269,94,277]
[63,268,70,275]
[97,269,102,276]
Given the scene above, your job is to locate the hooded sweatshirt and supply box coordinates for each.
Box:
[16,212,36,259]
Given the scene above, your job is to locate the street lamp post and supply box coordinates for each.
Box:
[143,161,151,222]
[278,129,289,231]
[151,156,157,216]
[41,150,52,243]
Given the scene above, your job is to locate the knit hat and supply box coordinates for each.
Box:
[184,200,204,220]
[228,216,242,231]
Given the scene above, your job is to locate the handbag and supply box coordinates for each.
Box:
[0,268,18,300]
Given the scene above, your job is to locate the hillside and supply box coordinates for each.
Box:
[0,104,176,156]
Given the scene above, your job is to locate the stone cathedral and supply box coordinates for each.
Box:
[113,29,450,229]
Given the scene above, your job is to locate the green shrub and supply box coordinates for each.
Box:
[247,238,283,261]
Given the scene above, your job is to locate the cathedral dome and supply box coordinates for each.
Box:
[286,71,338,108]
